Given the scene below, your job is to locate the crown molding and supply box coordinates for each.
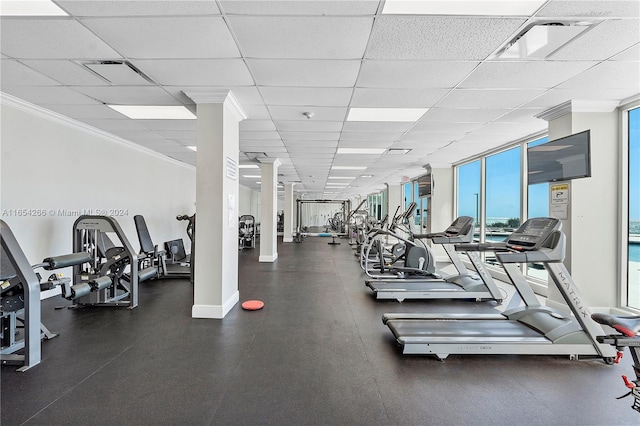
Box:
[0,92,195,171]
[182,89,248,122]
[536,99,621,121]
[258,157,281,167]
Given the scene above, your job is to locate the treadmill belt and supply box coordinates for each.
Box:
[387,319,547,342]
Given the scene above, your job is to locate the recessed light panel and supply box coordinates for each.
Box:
[328,176,356,180]
[382,0,545,16]
[347,107,428,122]
[108,105,196,120]
[239,164,260,169]
[337,148,387,155]
[331,166,367,170]
[0,0,68,16]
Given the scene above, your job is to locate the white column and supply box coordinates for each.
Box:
[536,100,619,311]
[386,183,402,221]
[259,158,281,262]
[183,90,247,319]
[427,165,454,262]
[283,182,295,243]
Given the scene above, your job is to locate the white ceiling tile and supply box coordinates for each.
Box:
[138,120,197,131]
[114,130,166,141]
[411,121,484,133]
[399,133,459,145]
[474,121,547,135]
[0,19,121,59]
[240,120,278,131]
[366,16,525,60]
[248,59,360,87]
[276,121,344,132]
[611,43,640,61]
[340,132,403,141]
[1,60,60,86]
[79,118,149,131]
[242,104,271,120]
[437,89,547,109]
[241,131,282,140]
[289,147,336,154]
[268,106,347,121]
[338,139,394,148]
[20,60,110,86]
[495,109,546,123]
[281,132,340,141]
[240,141,285,148]
[558,61,640,90]
[342,121,413,132]
[228,16,372,59]
[81,16,239,59]
[72,86,181,105]
[155,130,198,140]
[357,60,479,88]
[550,19,640,61]
[132,59,253,86]
[392,139,452,150]
[220,1,379,15]
[461,61,597,89]
[38,104,130,119]
[351,88,448,107]
[261,87,353,107]
[2,86,99,104]
[285,140,338,147]
[58,1,221,16]
[421,108,511,123]
[536,1,640,18]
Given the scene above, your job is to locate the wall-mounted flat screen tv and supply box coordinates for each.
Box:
[527,130,591,185]
[417,173,432,197]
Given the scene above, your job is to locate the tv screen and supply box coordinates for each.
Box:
[417,173,432,197]
[527,130,591,185]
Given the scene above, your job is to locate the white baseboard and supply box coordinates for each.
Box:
[283,237,293,243]
[259,253,278,262]
[192,291,239,319]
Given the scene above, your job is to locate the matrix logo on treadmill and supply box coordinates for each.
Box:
[559,270,588,318]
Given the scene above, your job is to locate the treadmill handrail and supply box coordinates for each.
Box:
[455,242,509,252]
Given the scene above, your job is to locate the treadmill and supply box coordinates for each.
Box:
[365,216,504,303]
[382,217,616,362]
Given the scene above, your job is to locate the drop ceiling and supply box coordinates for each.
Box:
[1,0,639,198]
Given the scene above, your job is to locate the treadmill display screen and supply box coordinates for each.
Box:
[506,218,559,250]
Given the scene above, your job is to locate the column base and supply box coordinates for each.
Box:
[283,237,293,243]
[259,253,278,262]
[192,291,239,319]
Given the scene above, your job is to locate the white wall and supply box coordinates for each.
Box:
[0,99,196,265]
[546,110,619,310]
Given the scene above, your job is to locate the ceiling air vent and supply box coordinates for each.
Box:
[495,20,597,60]
[82,60,155,85]
[243,152,268,161]
[386,148,412,155]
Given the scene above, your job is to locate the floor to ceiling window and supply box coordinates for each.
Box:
[628,106,640,309]
[484,147,521,267]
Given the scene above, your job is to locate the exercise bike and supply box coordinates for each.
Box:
[592,313,640,413]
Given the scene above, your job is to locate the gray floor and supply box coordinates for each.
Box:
[2,237,638,425]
